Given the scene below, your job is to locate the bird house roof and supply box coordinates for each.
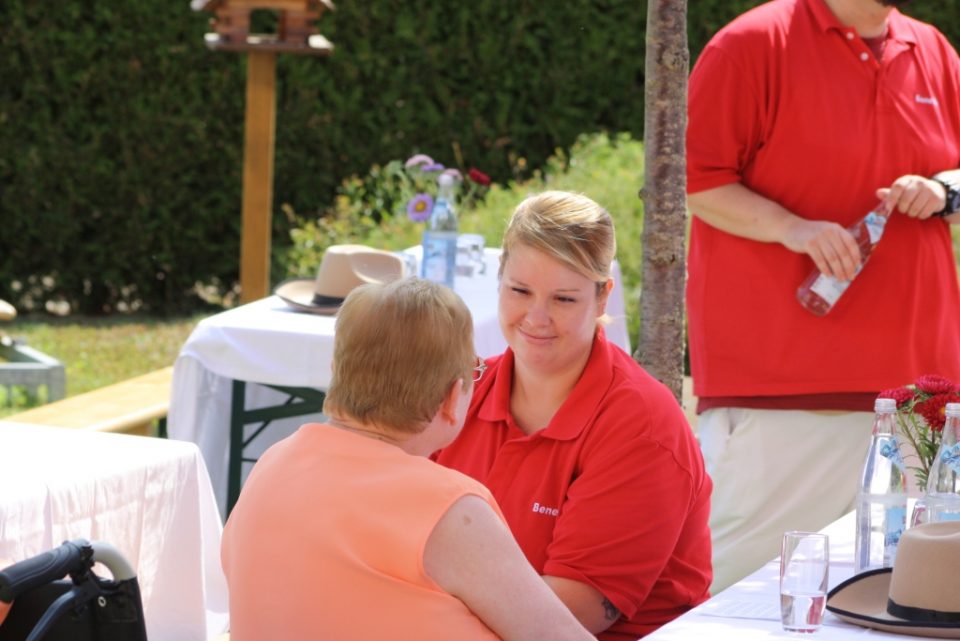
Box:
[191,0,334,12]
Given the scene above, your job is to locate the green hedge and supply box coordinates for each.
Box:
[1,0,958,313]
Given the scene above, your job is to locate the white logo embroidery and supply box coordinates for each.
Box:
[532,502,560,517]
[916,94,939,107]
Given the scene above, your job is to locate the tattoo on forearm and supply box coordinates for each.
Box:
[602,597,621,622]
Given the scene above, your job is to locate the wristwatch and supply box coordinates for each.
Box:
[932,172,960,217]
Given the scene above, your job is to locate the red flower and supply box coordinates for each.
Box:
[467,167,491,186]
[914,393,955,431]
[878,387,915,408]
[915,374,956,395]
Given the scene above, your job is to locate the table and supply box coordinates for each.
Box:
[168,248,631,516]
[0,421,228,641]
[644,511,918,640]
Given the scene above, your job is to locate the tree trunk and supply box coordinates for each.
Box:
[637,0,688,403]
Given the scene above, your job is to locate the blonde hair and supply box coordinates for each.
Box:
[323,278,475,433]
[499,191,616,294]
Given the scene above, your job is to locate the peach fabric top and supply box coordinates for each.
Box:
[221,423,504,641]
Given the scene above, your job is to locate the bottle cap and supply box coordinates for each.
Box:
[947,403,960,418]
[875,397,897,413]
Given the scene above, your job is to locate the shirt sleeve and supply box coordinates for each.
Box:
[687,40,766,195]
[541,386,710,618]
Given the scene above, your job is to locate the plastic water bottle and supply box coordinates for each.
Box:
[854,397,908,573]
[421,173,458,288]
[923,403,960,523]
[796,201,892,316]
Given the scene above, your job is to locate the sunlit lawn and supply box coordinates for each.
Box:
[0,314,202,417]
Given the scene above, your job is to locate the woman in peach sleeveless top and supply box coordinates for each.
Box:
[221,278,593,641]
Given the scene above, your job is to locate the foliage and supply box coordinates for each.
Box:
[0,0,646,315]
[880,374,960,491]
[284,131,646,342]
[4,0,960,315]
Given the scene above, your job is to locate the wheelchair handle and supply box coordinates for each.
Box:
[0,540,91,603]
[89,541,136,581]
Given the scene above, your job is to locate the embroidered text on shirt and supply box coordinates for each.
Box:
[916,94,940,106]
[532,502,560,516]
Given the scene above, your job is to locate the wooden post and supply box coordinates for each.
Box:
[240,50,277,304]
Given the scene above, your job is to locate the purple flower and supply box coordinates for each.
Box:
[421,163,445,172]
[407,193,433,222]
[442,168,464,182]
[404,154,434,169]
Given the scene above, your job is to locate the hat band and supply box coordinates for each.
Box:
[888,598,960,624]
[312,293,345,307]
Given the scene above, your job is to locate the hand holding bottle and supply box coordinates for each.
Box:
[796,200,893,316]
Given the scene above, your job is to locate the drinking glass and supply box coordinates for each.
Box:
[456,233,485,277]
[779,531,829,633]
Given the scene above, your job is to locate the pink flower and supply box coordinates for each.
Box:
[916,374,955,395]
[404,154,435,169]
[878,387,915,408]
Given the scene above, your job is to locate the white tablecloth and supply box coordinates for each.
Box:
[0,421,228,641]
[645,510,920,640]
[169,248,631,515]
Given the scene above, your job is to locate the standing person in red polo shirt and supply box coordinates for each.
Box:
[687,0,960,592]
[434,191,713,640]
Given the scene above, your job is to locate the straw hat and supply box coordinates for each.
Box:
[826,521,960,638]
[274,245,406,314]
[0,299,15,322]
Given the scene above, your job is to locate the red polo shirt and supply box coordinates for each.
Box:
[434,329,712,640]
[686,0,960,400]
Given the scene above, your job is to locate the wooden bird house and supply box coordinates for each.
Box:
[192,0,334,55]
[192,0,334,302]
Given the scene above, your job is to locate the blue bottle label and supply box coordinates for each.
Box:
[421,231,456,287]
[864,211,887,244]
[880,439,906,472]
[884,505,906,561]
[940,443,960,475]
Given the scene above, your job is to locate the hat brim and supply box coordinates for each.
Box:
[273,279,341,315]
[826,569,960,639]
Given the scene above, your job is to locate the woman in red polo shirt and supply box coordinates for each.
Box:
[434,191,713,640]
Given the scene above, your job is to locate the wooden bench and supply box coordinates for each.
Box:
[7,366,174,436]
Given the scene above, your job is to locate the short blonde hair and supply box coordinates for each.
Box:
[499,191,616,293]
[323,278,475,433]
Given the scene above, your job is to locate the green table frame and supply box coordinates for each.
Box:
[227,379,327,514]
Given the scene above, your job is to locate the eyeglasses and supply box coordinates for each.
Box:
[472,356,487,382]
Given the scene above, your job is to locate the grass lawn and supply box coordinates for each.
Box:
[0,314,202,417]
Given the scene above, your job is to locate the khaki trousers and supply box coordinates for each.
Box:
[699,407,874,593]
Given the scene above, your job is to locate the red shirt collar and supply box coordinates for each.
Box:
[806,0,916,46]
[476,327,616,441]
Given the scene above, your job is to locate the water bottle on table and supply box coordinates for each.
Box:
[421,173,458,288]
[854,397,908,573]
[923,402,960,523]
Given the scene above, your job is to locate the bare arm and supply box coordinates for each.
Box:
[542,575,620,635]
[424,495,595,641]
[688,182,863,280]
